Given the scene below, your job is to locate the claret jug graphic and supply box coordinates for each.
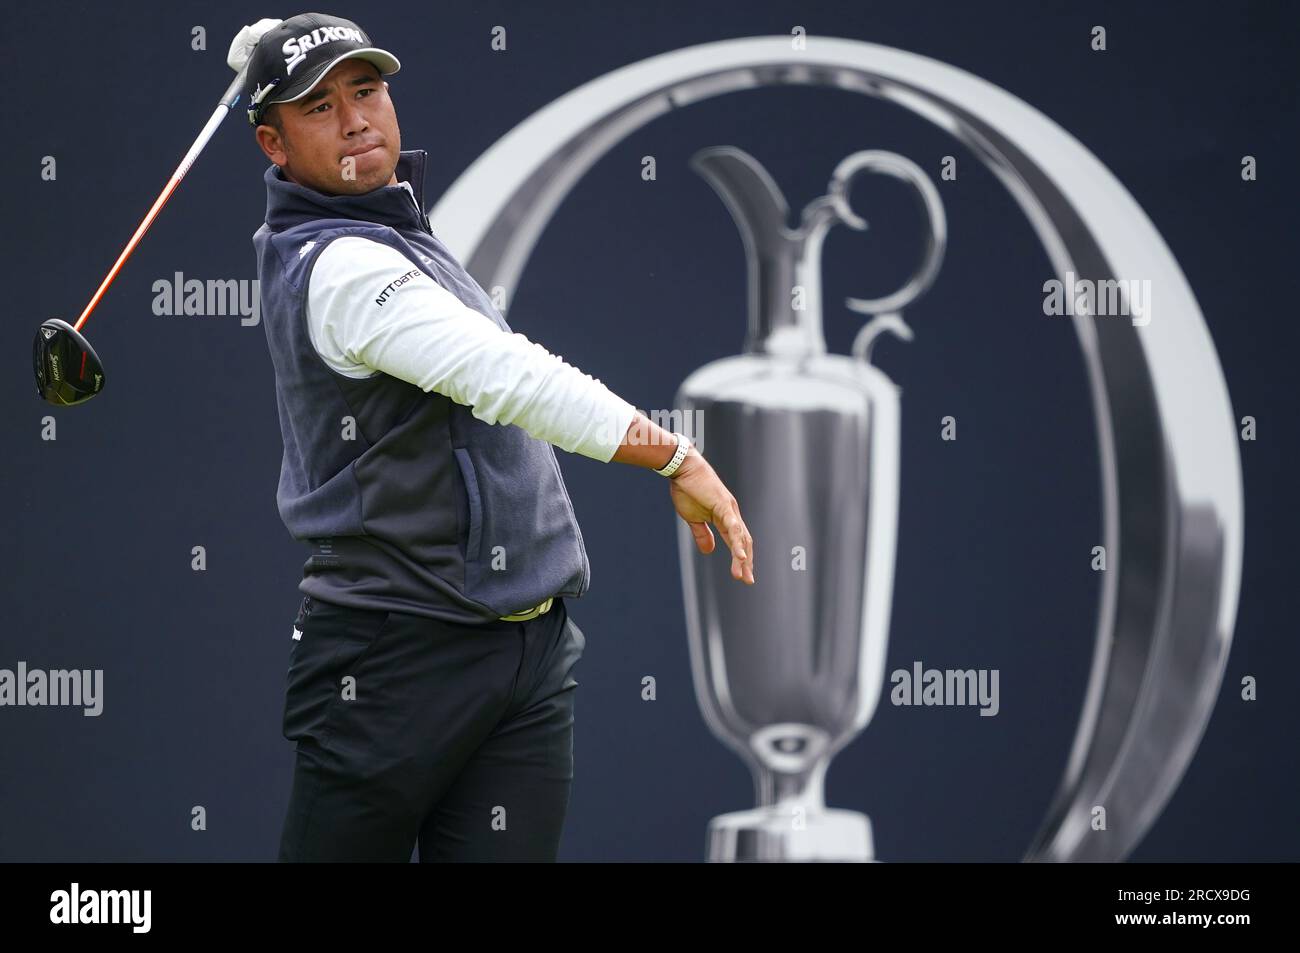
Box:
[674,146,947,862]
[434,35,1243,864]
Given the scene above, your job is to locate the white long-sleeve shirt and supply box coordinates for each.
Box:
[305,231,639,463]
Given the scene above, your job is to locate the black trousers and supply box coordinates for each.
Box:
[278,593,585,862]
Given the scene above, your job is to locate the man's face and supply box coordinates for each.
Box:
[255,58,401,195]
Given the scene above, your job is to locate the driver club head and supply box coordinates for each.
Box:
[34,318,105,406]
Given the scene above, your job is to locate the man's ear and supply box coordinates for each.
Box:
[255,126,288,167]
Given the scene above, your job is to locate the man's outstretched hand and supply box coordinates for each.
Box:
[668,450,755,585]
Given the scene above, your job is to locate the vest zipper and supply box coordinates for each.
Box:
[405,188,433,235]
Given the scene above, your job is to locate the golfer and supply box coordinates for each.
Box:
[230,14,755,862]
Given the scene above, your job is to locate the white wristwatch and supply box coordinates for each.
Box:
[655,432,692,478]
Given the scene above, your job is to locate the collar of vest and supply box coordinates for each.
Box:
[262,148,430,232]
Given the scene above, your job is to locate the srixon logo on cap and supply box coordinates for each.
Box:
[283,26,366,75]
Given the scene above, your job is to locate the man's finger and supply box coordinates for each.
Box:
[726,509,755,584]
[721,508,748,560]
[717,512,753,582]
[691,521,715,554]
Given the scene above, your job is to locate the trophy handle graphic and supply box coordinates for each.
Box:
[820,149,948,361]
[430,36,1243,862]
[829,150,948,320]
[852,314,914,365]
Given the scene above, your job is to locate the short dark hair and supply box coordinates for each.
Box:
[259,102,285,137]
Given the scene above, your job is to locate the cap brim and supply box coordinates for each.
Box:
[270,48,402,105]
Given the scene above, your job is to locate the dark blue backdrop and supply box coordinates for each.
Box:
[1,0,1295,861]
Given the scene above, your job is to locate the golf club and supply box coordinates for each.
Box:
[33,64,251,406]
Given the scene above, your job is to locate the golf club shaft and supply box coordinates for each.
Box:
[73,68,250,333]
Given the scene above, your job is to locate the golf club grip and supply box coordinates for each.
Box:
[221,62,251,109]
[72,67,250,333]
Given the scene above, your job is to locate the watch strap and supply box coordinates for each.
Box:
[655,432,691,477]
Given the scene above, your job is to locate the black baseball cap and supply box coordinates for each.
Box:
[243,13,400,127]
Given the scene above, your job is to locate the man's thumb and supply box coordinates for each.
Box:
[690,521,715,554]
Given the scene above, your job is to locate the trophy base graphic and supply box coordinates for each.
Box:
[707,807,876,863]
